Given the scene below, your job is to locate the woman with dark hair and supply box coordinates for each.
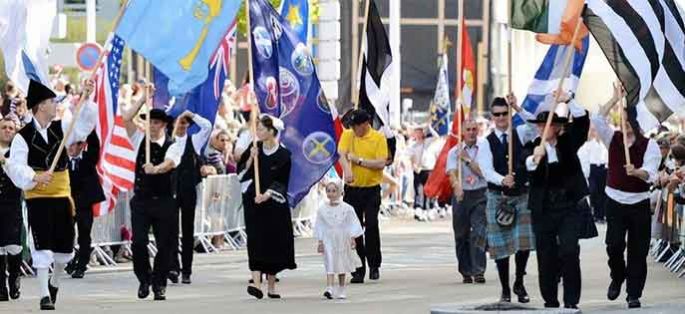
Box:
[238,114,296,300]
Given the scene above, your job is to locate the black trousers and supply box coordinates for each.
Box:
[588,165,607,220]
[533,203,582,307]
[344,185,382,276]
[130,195,176,288]
[74,206,94,269]
[605,198,651,299]
[171,189,197,276]
[413,170,431,210]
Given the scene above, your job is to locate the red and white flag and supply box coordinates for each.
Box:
[92,34,136,217]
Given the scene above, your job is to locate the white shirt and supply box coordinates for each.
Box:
[577,138,608,179]
[6,103,97,190]
[477,123,538,186]
[173,114,212,156]
[129,132,183,167]
[590,113,661,204]
[446,142,487,190]
[409,136,440,171]
[234,128,253,158]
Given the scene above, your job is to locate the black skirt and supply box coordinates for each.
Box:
[26,198,75,253]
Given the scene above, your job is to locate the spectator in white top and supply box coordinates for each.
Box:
[408,125,439,221]
[577,125,610,222]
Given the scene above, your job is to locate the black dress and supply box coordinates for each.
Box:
[238,142,297,275]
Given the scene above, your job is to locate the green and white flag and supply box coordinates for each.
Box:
[510,0,567,34]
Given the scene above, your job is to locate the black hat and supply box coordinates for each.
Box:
[527,111,568,124]
[347,109,372,126]
[140,108,172,123]
[26,80,57,109]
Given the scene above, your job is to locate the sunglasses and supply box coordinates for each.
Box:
[492,112,509,117]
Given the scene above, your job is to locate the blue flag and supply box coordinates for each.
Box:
[250,0,338,205]
[430,54,451,136]
[514,36,590,125]
[280,0,309,43]
[115,0,241,95]
[153,21,237,138]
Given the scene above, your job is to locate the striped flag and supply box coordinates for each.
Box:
[92,34,136,217]
[584,0,685,131]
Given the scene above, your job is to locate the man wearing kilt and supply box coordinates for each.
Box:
[5,79,96,310]
[476,96,536,303]
[525,94,590,309]
[0,117,22,302]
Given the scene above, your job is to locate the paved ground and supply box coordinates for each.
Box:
[2,219,684,313]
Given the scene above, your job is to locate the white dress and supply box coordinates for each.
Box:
[314,201,364,274]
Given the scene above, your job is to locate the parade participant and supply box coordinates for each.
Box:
[338,109,389,284]
[5,79,96,310]
[591,84,660,309]
[314,179,364,300]
[168,110,212,285]
[0,118,22,302]
[476,95,537,303]
[578,125,609,222]
[526,93,590,309]
[122,87,184,302]
[238,114,296,300]
[409,125,439,221]
[446,119,488,284]
[66,131,105,279]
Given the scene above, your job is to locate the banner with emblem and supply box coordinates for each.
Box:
[249,0,338,205]
[430,53,450,136]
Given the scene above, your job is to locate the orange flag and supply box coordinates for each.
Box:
[535,0,589,50]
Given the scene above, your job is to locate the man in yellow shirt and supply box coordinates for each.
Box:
[338,109,388,284]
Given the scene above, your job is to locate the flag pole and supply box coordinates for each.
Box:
[507,0,514,175]
[245,0,262,195]
[456,0,464,186]
[353,0,371,110]
[620,97,632,165]
[145,89,152,164]
[537,17,584,156]
[48,0,130,173]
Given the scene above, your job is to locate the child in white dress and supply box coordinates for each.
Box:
[314,180,364,299]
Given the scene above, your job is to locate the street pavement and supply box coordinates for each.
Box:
[2,218,684,313]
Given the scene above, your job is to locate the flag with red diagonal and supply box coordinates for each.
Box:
[92,34,136,217]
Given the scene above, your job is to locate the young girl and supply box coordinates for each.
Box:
[314,180,364,299]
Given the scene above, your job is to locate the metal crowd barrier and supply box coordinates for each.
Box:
[650,189,685,278]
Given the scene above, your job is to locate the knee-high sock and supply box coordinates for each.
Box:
[37,268,50,297]
[495,257,510,292]
[51,262,66,288]
[515,250,530,284]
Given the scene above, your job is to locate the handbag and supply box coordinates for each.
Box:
[496,196,517,227]
[577,196,598,240]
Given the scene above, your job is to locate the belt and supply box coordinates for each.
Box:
[463,187,487,194]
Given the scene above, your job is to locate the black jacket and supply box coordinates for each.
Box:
[69,131,106,210]
[527,113,590,213]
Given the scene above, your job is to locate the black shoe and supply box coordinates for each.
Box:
[350,274,364,284]
[137,283,150,299]
[267,293,281,299]
[153,287,166,301]
[40,296,55,310]
[462,275,473,284]
[369,268,380,280]
[8,276,20,299]
[627,297,641,308]
[48,281,58,305]
[607,280,622,301]
[181,274,191,284]
[473,274,486,284]
[500,291,512,303]
[64,262,75,275]
[513,281,530,303]
[167,271,179,284]
[0,285,8,301]
[247,286,264,299]
[323,290,333,299]
[565,304,579,309]
[71,268,85,279]
[544,302,560,308]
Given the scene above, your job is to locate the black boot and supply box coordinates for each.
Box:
[495,257,511,302]
[40,296,55,310]
[48,280,58,305]
[513,251,530,303]
[0,256,8,302]
[7,254,21,300]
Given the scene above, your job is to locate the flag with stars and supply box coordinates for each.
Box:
[430,53,450,136]
[280,0,308,43]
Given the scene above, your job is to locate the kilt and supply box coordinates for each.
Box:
[485,191,535,260]
[26,197,75,254]
[0,201,22,247]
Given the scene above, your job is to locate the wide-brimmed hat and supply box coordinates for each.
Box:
[139,108,172,123]
[26,80,57,109]
[527,111,569,124]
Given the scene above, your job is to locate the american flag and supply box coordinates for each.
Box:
[92,34,136,217]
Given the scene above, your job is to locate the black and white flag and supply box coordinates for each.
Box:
[359,0,394,137]
[584,0,685,131]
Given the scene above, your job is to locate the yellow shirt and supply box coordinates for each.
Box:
[338,128,388,187]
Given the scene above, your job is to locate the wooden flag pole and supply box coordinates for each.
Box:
[456,0,464,185]
[507,0,514,175]
[245,0,262,195]
[353,0,371,110]
[537,17,584,155]
[145,89,152,164]
[620,97,632,165]
[48,1,130,173]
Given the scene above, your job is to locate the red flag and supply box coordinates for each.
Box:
[425,21,475,202]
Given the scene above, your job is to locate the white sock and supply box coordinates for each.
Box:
[37,268,50,297]
[51,262,66,288]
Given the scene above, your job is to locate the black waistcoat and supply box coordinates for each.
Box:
[133,137,176,198]
[486,130,529,195]
[0,150,21,203]
[18,120,68,171]
[176,136,201,190]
